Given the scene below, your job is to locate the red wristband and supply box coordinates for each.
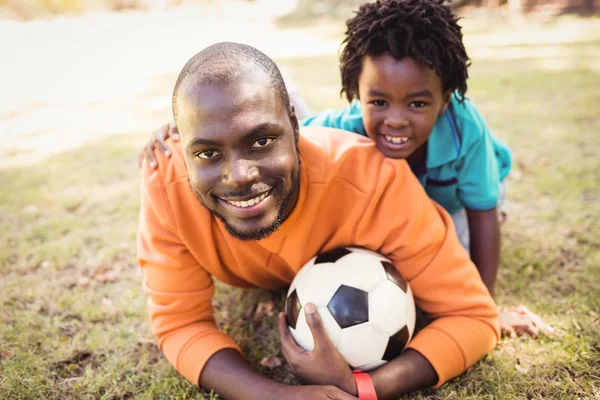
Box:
[353,370,378,400]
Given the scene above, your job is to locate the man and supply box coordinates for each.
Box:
[137,42,499,400]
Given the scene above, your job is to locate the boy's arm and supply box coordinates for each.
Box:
[354,159,499,394]
[455,122,502,296]
[467,207,501,297]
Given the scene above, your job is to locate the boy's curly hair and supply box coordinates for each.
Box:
[340,0,470,103]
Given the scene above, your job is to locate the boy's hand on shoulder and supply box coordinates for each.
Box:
[278,304,357,396]
[137,123,180,170]
[499,305,554,338]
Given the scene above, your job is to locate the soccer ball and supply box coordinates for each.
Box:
[285,247,416,371]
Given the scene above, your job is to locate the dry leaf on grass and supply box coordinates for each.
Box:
[253,300,275,323]
[260,356,282,369]
[137,338,157,346]
[514,364,529,374]
[78,277,90,289]
[94,271,118,284]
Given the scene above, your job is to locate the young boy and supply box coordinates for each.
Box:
[139,0,551,337]
[302,0,509,293]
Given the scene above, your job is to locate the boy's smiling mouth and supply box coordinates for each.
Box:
[384,134,409,145]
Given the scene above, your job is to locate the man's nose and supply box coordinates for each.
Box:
[223,158,259,188]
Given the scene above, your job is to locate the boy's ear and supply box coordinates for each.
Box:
[439,90,452,116]
[289,104,300,144]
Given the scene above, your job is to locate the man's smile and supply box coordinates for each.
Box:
[217,188,275,219]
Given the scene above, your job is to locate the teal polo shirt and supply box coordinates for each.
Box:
[300,93,512,214]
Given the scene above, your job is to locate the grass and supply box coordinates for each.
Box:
[2,15,600,400]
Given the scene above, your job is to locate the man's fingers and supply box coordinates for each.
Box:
[278,312,303,355]
[304,303,333,351]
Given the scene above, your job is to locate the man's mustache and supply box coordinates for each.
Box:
[214,183,272,199]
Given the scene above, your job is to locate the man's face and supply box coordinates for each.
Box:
[176,70,301,241]
[358,54,451,161]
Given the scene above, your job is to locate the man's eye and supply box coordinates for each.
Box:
[197,150,221,159]
[251,137,274,148]
[409,101,427,108]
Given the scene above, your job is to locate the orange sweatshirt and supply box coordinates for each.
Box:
[137,126,499,388]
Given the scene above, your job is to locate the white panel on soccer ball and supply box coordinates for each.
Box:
[356,359,387,372]
[289,307,314,351]
[288,260,317,296]
[347,247,390,262]
[369,280,408,336]
[405,286,416,338]
[317,306,343,347]
[331,252,388,292]
[296,263,345,307]
[337,322,389,368]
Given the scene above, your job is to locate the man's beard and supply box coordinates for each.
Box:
[189,168,300,241]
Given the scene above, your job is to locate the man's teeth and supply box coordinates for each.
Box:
[384,135,409,144]
[226,193,268,208]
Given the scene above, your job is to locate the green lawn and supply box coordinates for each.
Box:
[1,15,599,400]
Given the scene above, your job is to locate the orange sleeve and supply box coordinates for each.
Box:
[354,159,499,387]
[137,167,241,386]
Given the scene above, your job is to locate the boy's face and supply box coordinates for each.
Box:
[175,69,301,241]
[358,54,451,160]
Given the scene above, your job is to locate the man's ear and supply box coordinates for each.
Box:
[439,90,452,116]
[290,104,300,144]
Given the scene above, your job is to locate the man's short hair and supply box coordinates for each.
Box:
[172,42,291,122]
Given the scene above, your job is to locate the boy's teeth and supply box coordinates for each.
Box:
[385,135,408,144]
[227,192,268,208]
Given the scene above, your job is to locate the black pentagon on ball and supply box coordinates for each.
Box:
[382,325,410,361]
[285,289,302,329]
[327,285,369,329]
[314,248,352,265]
[381,261,408,293]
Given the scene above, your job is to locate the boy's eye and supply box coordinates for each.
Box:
[409,101,427,108]
[197,150,221,159]
[252,137,274,148]
[371,100,387,107]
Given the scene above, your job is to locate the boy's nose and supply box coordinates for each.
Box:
[384,115,410,129]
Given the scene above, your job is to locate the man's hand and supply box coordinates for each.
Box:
[278,303,357,396]
[137,123,179,170]
[500,305,554,338]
